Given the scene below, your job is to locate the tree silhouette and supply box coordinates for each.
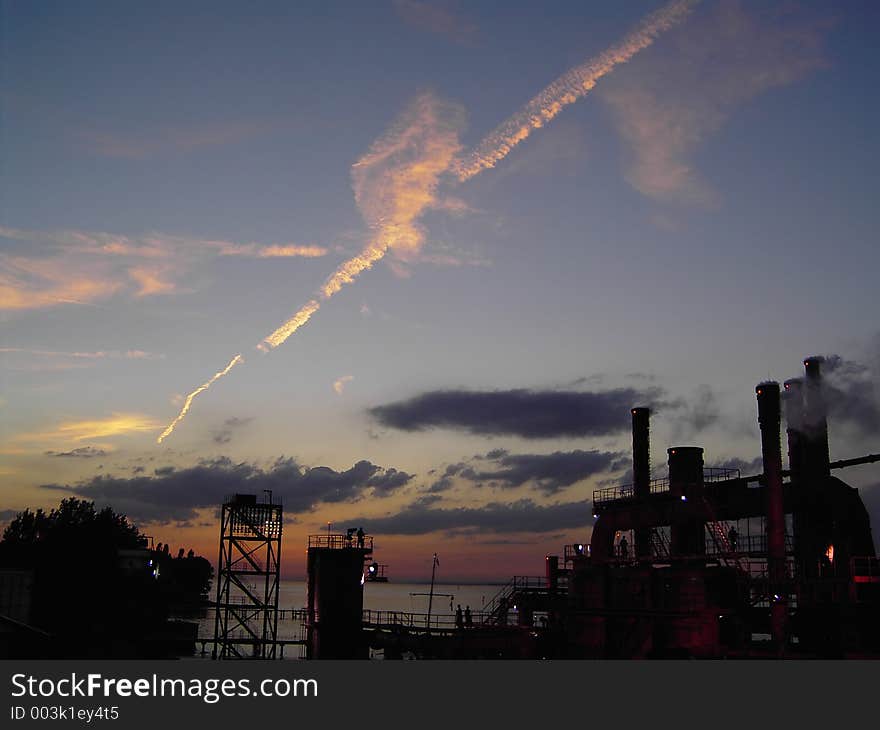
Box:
[0,498,210,657]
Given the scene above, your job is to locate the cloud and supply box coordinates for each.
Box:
[40,456,413,524]
[455,0,698,180]
[77,119,274,159]
[351,497,593,535]
[214,243,327,259]
[11,413,159,450]
[44,446,107,459]
[347,92,466,268]
[0,226,327,311]
[367,468,415,494]
[1,348,162,361]
[211,416,254,445]
[127,266,176,296]
[256,92,465,351]
[820,354,880,436]
[0,253,123,310]
[671,384,721,437]
[426,463,464,493]
[712,456,764,475]
[458,448,626,495]
[333,375,355,395]
[370,386,661,438]
[392,0,478,46]
[600,0,829,204]
[0,348,164,373]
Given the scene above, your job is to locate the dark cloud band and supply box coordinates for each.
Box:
[40,456,413,525]
[352,497,593,536]
[370,387,660,438]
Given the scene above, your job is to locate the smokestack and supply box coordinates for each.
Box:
[803,356,831,480]
[668,446,704,557]
[756,382,786,651]
[632,408,651,497]
[632,407,651,560]
[783,378,805,484]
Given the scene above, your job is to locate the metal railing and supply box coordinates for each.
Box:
[481,576,548,626]
[307,533,373,551]
[564,543,590,562]
[361,609,486,632]
[592,477,669,506]
[703,467,741,483]
[851,556,880,581]
[703,531,795,557]
[593,467,741,508]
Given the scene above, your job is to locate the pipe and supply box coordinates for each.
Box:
[803,357,831,479]
[632,407,652,560]
[756,382,786,651]
[668,447,704,557]
[783,378,805,485]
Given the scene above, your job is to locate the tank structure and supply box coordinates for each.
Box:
[306,531,373,659]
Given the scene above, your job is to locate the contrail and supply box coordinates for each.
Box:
[256,94,463,353]
[454,0,699,181]
[156,354,243,443]
[256,246,389,352]
[157,1,697,441]
[159,95,461,439]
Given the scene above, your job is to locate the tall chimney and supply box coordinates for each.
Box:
[668,447,704,557]
[756,382,786,651]
[783,378,805,485]
[803,356,831,480]
[632,407,651,560]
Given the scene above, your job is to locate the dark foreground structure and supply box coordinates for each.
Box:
[212,493,283,659]
[304,356,879,659]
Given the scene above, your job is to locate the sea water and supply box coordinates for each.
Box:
[189,580,503,657]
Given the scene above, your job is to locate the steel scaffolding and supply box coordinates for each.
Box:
[212,493,282,659]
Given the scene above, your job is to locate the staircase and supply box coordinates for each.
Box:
[651,528,671,559]
[480,576,552,627]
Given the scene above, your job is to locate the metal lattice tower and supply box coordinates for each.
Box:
[212,493,282,659]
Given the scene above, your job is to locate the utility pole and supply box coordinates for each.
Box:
[426,553,439,631]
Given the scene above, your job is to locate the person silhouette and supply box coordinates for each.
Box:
[356,527,365,548]
[728,527,738,552]
[464,605,472,628]
[619,535,628,559]
[455,604,464,630]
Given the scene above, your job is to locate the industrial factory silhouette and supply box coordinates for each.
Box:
[210,356,879,660]
[1,355,877,660]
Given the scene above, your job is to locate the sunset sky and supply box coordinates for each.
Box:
[2,0,879,581]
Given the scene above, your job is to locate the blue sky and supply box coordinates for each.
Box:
[2,0,879,580]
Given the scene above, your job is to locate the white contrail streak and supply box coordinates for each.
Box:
[454,0,700,180]
[256,94,463,353]
[157,2,698,442]
[156,354,243,443]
